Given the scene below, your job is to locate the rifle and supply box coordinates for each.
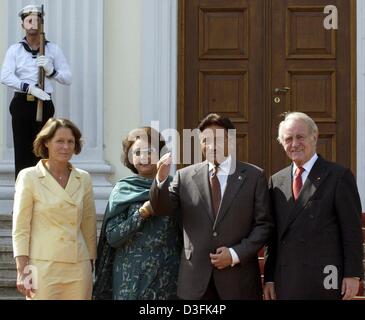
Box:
[36,5,45,122]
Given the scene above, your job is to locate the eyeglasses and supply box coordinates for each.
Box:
[132,147,157,157]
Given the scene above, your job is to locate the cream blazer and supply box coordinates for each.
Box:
[12,160,97,263]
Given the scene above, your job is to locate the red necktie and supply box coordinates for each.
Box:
[210,166,221,218]
[293,167,304,200]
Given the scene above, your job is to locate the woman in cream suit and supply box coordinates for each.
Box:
[12,118,97,300]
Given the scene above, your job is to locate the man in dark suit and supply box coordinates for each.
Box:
[264,112,363,300]
[149,113,273,300]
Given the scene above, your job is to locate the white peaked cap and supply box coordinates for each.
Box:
[18,5,45,19]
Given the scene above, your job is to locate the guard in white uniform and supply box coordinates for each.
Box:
[0,5,72,178]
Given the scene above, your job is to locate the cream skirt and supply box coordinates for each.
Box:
[27,259,92,300]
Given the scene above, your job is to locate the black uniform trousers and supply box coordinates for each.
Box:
[9,93,54,179]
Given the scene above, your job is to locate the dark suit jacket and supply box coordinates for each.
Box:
[264,155,363,300]
[150,160,273,300]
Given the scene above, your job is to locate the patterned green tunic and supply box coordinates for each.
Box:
[105,193,181,300]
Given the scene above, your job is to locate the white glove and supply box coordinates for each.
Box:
[36,55,55,77]
[28,85,51,101]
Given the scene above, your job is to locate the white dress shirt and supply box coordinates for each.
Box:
[208,156,240,267]
[207,155,231,198]
[292,153,318,186]
[157,155,240,267]
[0,39,72,93]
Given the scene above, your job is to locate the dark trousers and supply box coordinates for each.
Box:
[10,94,54,179]
[201,276,221,300]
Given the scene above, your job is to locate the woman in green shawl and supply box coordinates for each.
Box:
[93,127,182,300]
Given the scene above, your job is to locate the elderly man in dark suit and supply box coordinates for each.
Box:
[264,112,363,300]
[149,113,273,300]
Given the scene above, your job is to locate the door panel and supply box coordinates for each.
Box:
[270,0,354,173]
[179,0,355,174]
[182,0,265,165]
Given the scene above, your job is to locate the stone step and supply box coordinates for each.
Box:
[0,267,16,280]
[0,240,12,248]
[0,241,13,251]
[0,215,12,230]
[0,262,16,269]
[0,295,25,301]
[0,241,13,249]
[0,229,11,236]
[0,230,12,243]
[0,244,14,265]
[0,264,17,280]
[0,286,24,300]
[0,278,15,288]
[0,278,24,300]
[0,296,25,300]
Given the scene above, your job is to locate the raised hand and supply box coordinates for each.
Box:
[156,152,172,183]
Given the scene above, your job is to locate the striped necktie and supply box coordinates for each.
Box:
[293,167,305,200]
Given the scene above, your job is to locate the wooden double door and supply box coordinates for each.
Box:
[178,0,356,175]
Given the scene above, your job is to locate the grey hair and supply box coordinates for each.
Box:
[277,112,318,144]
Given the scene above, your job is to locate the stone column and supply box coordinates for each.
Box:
[141,0,178,171]
[0,0,112,214]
